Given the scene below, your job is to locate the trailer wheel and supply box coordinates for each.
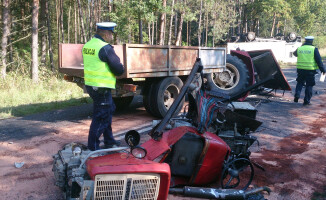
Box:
[142,83,156,116]
[113,96,133,110]
[206,54,249,96]
[151,77,184,118]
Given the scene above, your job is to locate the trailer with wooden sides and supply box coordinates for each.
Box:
[59,43,291,118]
[59,44,226,117]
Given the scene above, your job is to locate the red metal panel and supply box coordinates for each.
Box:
[142,126,192,161]
[191,132,230,185]
[86,153,171,200]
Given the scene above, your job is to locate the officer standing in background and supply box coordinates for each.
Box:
[82,22,124,151]
[293,36,325,105]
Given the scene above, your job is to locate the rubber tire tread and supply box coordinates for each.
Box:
[142,82,156,116]
[150,77,184,118]
[206,54,250,96]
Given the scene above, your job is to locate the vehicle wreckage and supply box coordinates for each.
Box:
[52,50,291,200]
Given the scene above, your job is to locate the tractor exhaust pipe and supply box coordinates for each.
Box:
[169,186,271,200]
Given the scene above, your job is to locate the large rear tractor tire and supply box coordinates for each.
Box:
[149,77,184,118]
[206,54,250,96]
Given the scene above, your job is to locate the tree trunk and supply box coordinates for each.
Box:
[175,11,184,46]
[60,0,64,43]
[174,13,178,39]
[74,2,77,43]
[98,0,102,22]
[148,22,151,45]
[213,35,215,47]
[8,15,13,63]
[152,20,155,45]
[56,0,60,43]
[186,21,189,46]
[198,0,203,46]
[68,5,71,43]
[89,0,94,39]
[158,0,167,45]
[189,21,191,46]
[270,12,276,37]
[205,11,208,47]
[283,19,286,36]
[257,19,260,37]
[1,0,10,78]
[155,19,158,44]
[46,0,55,72]
[77,3,81,42]
[138,13,143,44]
[168,0,175,45]
[31,0,39,82]
[77,0,87,43]
[107,0,112,21]
[40,0,47,65]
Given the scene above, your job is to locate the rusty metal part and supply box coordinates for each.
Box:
[149,58,203,140]
[224,110,262,132]
[169,186,271,199]
[58,43,225,79]
[213,62,240,90]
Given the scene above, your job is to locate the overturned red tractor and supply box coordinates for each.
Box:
[53,51,290,199]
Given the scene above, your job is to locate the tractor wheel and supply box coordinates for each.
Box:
[150,77,184,118]
[205,54,250,97]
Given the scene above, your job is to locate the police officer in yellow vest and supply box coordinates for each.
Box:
[293,36,325,105]
[82,22,124,151]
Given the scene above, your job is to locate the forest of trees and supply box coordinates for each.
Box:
[1,0,326,82]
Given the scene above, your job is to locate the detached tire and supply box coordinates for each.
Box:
[150,77,184,118]
[206,54,250,96]
[113,96,133,110]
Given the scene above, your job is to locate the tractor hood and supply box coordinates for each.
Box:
[86,152,171,180]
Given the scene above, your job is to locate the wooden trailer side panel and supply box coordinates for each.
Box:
[58,43,226,79]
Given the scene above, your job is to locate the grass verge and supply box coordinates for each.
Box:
[0,73,91,119]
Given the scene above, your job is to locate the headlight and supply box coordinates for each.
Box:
[131,146,147,159]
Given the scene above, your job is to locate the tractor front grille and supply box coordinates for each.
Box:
[94,173,160,200]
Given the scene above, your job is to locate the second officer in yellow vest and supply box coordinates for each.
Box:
[82,22,124,151]
[293,36,325,106]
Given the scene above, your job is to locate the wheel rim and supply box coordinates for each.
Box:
[212,63,240,90]
[163,84,179,110]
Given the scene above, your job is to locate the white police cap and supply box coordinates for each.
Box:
[305,36,314,40]
[96,22,117,32]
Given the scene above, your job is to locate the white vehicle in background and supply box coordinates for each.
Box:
[227,32,302,63]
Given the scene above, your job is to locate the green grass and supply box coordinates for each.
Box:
[0,73,91,119]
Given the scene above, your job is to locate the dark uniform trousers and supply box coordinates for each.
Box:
[294,69,316,104]
[86,85,116,151]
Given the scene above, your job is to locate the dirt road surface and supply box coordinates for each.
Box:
[0,67,326,200]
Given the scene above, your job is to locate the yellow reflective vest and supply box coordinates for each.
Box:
[297,45,318,70]
[82,38,116,88]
